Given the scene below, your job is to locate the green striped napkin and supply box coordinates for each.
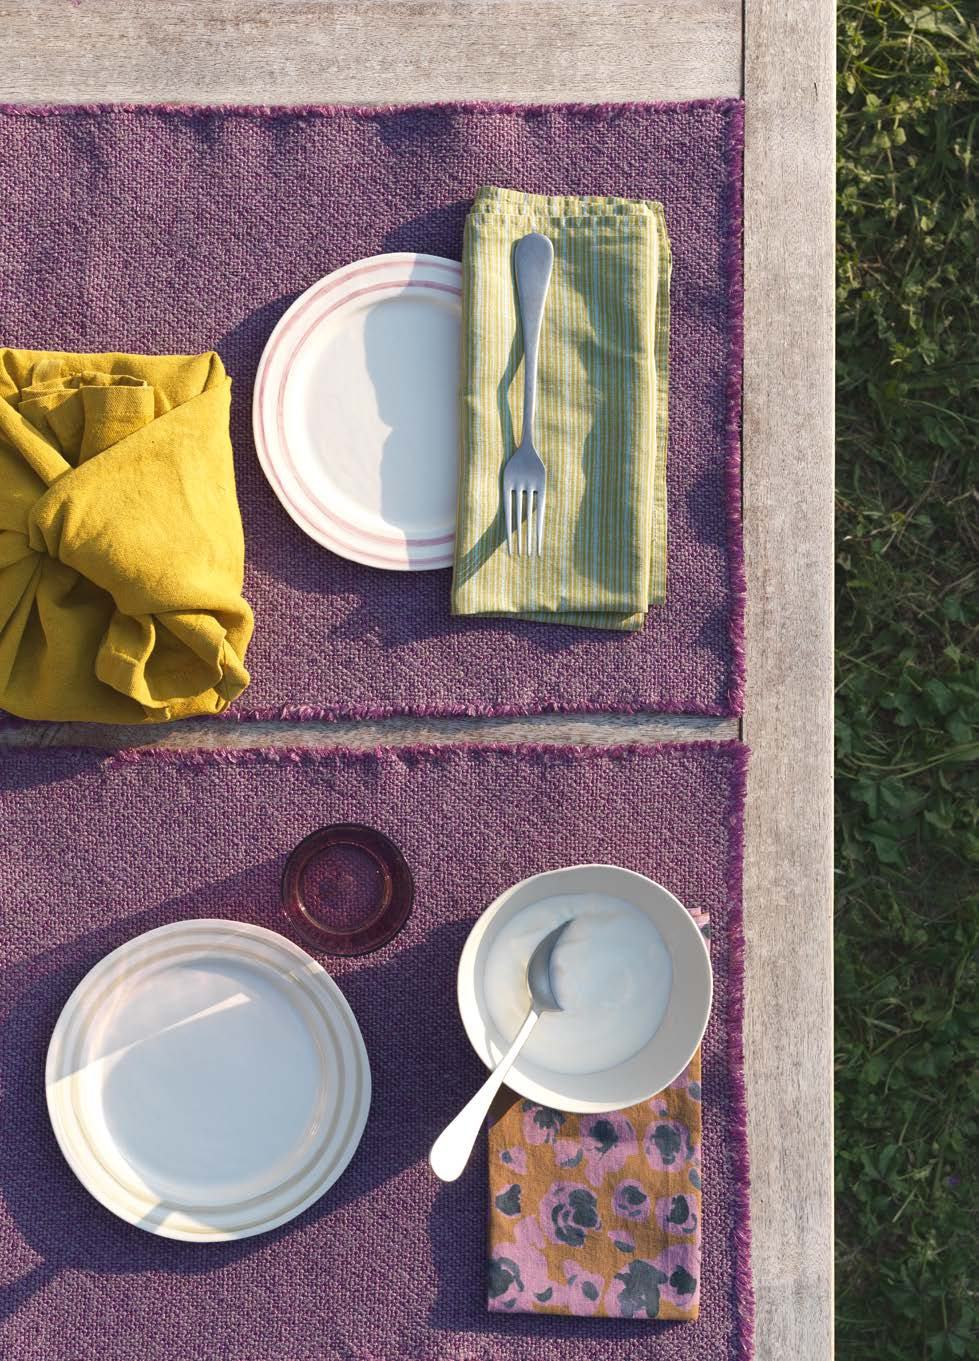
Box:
[451,186,670,631]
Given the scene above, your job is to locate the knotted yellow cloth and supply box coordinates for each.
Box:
[0,349,253,722]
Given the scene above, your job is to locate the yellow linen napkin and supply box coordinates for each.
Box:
[452,187,670,631]
[0,349,253,722]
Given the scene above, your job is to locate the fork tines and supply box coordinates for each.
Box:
[505,485,546,557]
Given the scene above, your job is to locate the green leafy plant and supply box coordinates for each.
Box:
[836,4,978,1358]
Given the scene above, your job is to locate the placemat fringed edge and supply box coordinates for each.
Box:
[720,738,755,1359]
[107,739,757,1354]
[93,739,746,771]
[0,98,745,727]
[3,738,754,1354]
[233,97,748,725]
[722,101,747,717]
[0,99,742,120]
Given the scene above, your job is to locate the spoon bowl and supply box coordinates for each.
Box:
[458,865,713,1114]
[524,919,572,1013]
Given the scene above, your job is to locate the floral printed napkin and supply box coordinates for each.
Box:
[487,910,708,1321]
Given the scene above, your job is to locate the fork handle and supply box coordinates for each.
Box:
[514,233,554,448]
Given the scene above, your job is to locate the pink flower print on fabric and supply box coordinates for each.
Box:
[689,907,710,935]
[664,1060,703,1103]
[655,1191,699,1236]
[612,1179,651,1222]
[488,1215,560,1313]
[604,1258,669,1319]
[604,1243,700,1319]
[561,1259,604,1316]
[539,1181,602,1249]
[489,1216,610,1315]
[494,1183,523,1217]
[643,1119,691,1172]
[499,1145,528,1174]
[608,1226,637,1254]
[521,1102,567,1146]
[553,1112,639,1187]
[656,1243,701,1312]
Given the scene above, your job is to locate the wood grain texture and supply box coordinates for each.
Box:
[0,3,836,1356]
[742,3,835,1359]
[1,0,742,104]
[0,713,736,752]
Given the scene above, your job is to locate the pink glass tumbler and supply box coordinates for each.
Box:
[280,823,414,956]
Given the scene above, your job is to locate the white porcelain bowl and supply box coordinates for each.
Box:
[457,865,713,1113]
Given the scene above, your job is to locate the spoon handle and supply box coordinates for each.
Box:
[429,1008,540,1183]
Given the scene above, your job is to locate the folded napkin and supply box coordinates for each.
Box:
[487,908,707,1321]
[488,1055,703,1320]
[452,186,670,631]
[0,349,253,722]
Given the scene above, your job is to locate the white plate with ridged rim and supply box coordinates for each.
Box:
[253,253,462,571]
[46,919,371,1242]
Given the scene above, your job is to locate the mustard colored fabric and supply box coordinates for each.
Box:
[487,1054,703,1319]
[0,350,253,722]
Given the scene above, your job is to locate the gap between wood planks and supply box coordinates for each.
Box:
[0,713,738,752]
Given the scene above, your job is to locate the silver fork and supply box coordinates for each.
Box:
[503,232,554,556]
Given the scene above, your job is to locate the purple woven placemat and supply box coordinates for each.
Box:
[0,101,744,722]
[0,742,751,1361]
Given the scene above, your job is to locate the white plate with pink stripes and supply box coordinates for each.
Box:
[253,253,462,571]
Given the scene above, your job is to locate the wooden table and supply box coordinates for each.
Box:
[3,3,835,1357]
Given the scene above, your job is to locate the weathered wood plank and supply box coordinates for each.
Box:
[1,4,837,1357]
[1,0,742,105]
[742,3,836,1359]
[0,713,737,752]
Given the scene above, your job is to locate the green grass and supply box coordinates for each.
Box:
[835,4,979,1358]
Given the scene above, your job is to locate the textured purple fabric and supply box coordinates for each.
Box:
[0,101,745,722]
[0,743,751,1361]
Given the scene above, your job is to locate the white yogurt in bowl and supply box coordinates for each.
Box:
[457,864,712,1114]
[483,893,673,1075]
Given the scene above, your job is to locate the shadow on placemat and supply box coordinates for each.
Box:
[2,897,685,1344]
[0,741,749,1359]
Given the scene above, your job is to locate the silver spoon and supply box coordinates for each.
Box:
[429,918,572,1182]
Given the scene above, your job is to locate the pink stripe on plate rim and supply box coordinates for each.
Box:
[259,458,453,571]
[254,257,462,562]
[275,278,461,547]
